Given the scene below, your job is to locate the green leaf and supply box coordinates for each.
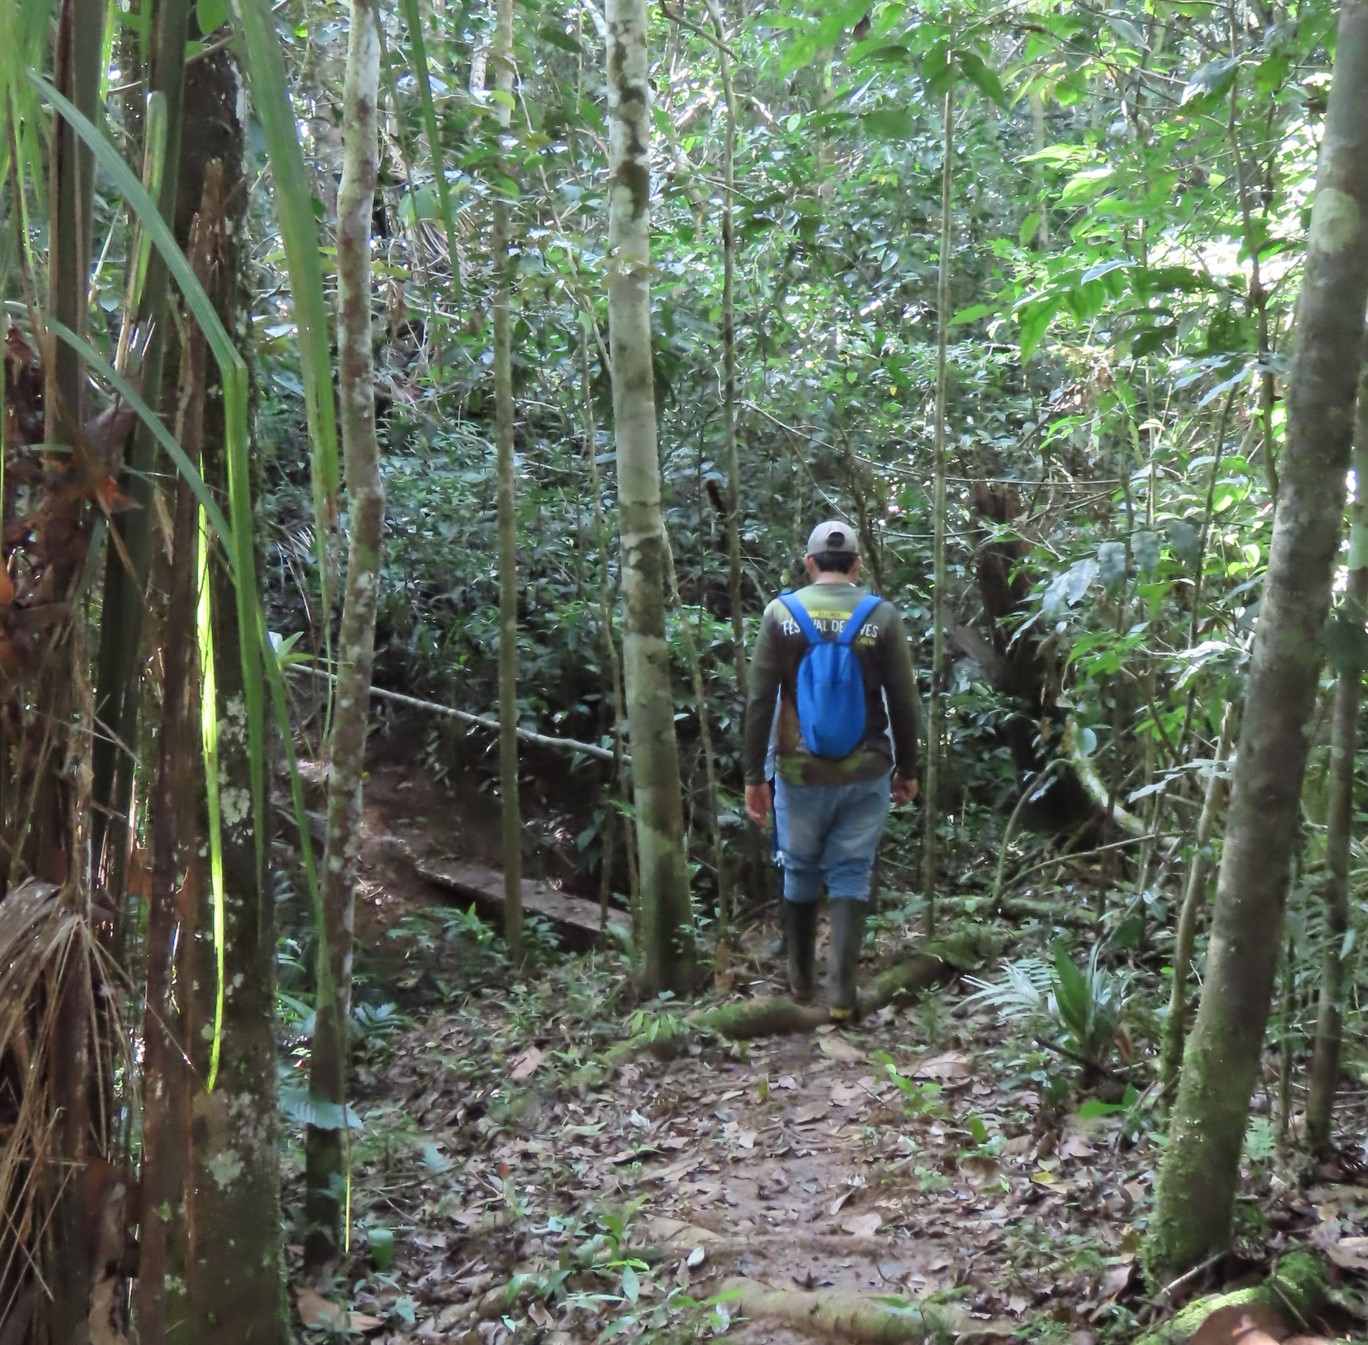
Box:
[1052,947,1091,1043]
[1058,166,1114,206]
[1075,1097,1126,1119]
[197,0,229,32]
[279,1087,364,1131]
[1018,212,1042,247]
[862,108,914,139]
[778,32,820,77]
[621,1264,640,1304]
[538,23,581,55]
[948,302,991,326]
[954,48,1007,109]
[229,0,340,553]
[1181,56,1238,106]
[1016,295,1059,362]
[369,1227,396,1270]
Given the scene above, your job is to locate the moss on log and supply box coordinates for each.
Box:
[569,949,956,1090]
[1135,1251,1327,1345]
[720,1277,964,1343]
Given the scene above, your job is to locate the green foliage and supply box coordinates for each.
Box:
[964,945,1132,1073]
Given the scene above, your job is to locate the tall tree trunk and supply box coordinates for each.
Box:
[922,88,953,937]
[1146,1,1368,1281]
[306,0,384,1268]
[702,0,750,940]
[134,190,210,1345]
[604,0,694,995]
[1306,361,1368,1154]
[35,4,107,1341]
[182,95,290,1338]
[493,0,522,959]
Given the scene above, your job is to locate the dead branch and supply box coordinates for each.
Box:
[290,664,618,761]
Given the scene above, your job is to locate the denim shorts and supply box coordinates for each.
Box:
[773,771,891,904]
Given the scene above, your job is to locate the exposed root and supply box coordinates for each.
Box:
[1135,1250,1327,1345]
[569,949,957,1091]
[720,1276,966,1342]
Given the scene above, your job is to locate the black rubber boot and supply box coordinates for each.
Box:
[828,899,866,1022]
[783,900,818,1003]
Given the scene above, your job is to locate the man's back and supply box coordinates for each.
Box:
[743,581,921,787]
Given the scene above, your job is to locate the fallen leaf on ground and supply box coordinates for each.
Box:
[509,1047,543,1081]
[961,1155,1003,1185]
[915,1051,972,1080]
[842,1210,882,1237]
[1098,1258,1134,1300]
[1324,1234,1368,1272]
[818,1034,864,1063]
[793,1104,830,1125]
[296,1287,380,1333]
[1060,1131,1095,1159]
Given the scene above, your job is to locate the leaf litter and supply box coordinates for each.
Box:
[290,817,1368,1345]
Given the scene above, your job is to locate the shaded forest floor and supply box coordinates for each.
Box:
[282,764,1368,1345]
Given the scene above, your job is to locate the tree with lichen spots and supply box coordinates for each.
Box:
[604,0,694,996]
[305,0,385,1269]
[1145,0,1368,1282]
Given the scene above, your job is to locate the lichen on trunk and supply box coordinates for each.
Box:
[1146,0,1368,1281]
[604,0,694,996]
[306,0,385,1269]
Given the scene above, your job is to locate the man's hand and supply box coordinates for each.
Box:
[745,782,773,828]
[892,773,919,806]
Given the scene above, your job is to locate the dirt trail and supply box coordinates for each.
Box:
[323,764,1365,1344]
[346,937,1165,1343]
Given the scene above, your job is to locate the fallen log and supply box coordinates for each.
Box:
[409,848,631,951]
[719,1277,965,1343]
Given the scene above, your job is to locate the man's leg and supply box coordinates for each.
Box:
[822,774,892,1020]
[773,779,830,1002]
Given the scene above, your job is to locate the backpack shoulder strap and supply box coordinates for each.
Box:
[837,594,883,646]
[778,593,822,645]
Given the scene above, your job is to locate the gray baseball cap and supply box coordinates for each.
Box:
[805,520,859,558]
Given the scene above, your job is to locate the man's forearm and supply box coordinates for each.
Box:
[742,687,776,784]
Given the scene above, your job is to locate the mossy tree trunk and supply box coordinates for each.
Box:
[1146,1,1368,1280]
[306,0,384,1268]
[604,0,694,995]
[181,69,289,1337]
[1307,362,1368,1153]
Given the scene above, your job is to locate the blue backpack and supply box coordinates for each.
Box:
[778,593,882,759]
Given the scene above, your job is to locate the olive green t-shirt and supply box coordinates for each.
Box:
[743,582,922,786]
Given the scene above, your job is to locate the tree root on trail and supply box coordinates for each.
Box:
[570,949,959,1090]
[1135,1250,1327,1345]
[720,1277,967,1343]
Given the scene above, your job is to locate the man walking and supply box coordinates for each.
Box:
[743,521,921,1020]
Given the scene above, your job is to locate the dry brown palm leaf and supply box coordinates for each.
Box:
[0,879,122,1329]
